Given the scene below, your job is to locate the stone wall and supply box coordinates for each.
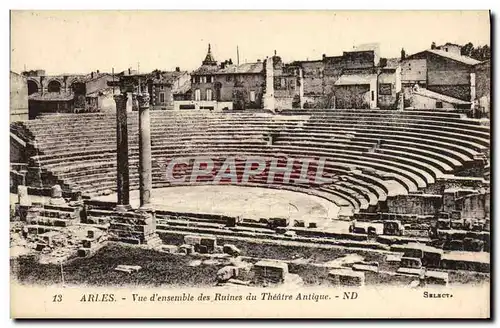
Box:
[401,59,427,85]
[86,75,114,96]
[426,53,473,101]
[217,74,264,109]
[296,61,324,96]
[409,93,457,109]
[334,85,371,109]
[427,84,471,102]
[386,194,442,215]
[422,177,488,194]
[10,72,29,122]
[458,191,489,221]
[378,67,401,109]
[98,89,116,112]
[475,60,490,99]
[343,51,376,69]
[475,60,490,117]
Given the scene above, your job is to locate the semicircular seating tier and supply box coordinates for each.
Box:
[12,109,490,218]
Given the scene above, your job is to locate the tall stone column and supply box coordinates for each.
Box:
[137,92,153,208]
[298,67,305,109]
[114,93,131,212]
[263,56,275,112]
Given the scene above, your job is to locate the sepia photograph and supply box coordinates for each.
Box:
[8,9,491,319]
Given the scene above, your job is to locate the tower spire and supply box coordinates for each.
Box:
[202,43,217,66]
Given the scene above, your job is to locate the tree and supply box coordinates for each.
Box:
[401,48,406,60]
[479,45,491,60]
[467,44,490,61]
[461,42,474,57]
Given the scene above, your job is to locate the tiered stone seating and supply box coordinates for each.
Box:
[16,109,490,218]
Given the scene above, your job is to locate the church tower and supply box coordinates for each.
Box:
[202,44,217,66]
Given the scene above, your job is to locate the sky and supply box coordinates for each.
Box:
[10,10,491,75]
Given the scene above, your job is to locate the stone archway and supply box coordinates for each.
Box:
[27,80,39,95]
[47,80,62,93]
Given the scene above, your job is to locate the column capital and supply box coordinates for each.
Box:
[137,93,150,109]
[113,93,128,104]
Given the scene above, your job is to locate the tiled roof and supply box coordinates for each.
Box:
[151,71,188,84]
[81,72,111,82]
[427,49,480,65]
[193,62,264,75]
[334,74,377,86]
[192,65,221,75]
[29,91,74,101]
[408,49,480,66]
[216,62,264,75]
[413,88,471,105]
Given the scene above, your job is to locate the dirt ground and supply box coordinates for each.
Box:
[95,185,340,222]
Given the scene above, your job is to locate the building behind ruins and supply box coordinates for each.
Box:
[188,45,302,111]
[23,70,115,118]
[10,71,28,122]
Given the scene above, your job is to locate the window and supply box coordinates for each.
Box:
[160,85,164,90]
[436,101,443,109]
[159,92,165,103]
[206,89,213,101]
[202,76,207,83]
[195,76,200,83]
[47,80,61,93]
[250,91,256,102]
[371,91,375,101]
[194,89,201,101]
[379,83,392,95]
[207,76,213,83]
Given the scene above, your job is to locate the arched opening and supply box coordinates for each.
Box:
[47,80,61,93]
[72,82,86,110]
[27,80,39,95]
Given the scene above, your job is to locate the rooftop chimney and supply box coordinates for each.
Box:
[175,67,180,72]
[96,69,100,74]
[91,72,94,79]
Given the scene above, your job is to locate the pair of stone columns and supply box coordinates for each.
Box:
[113,92,152,211]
